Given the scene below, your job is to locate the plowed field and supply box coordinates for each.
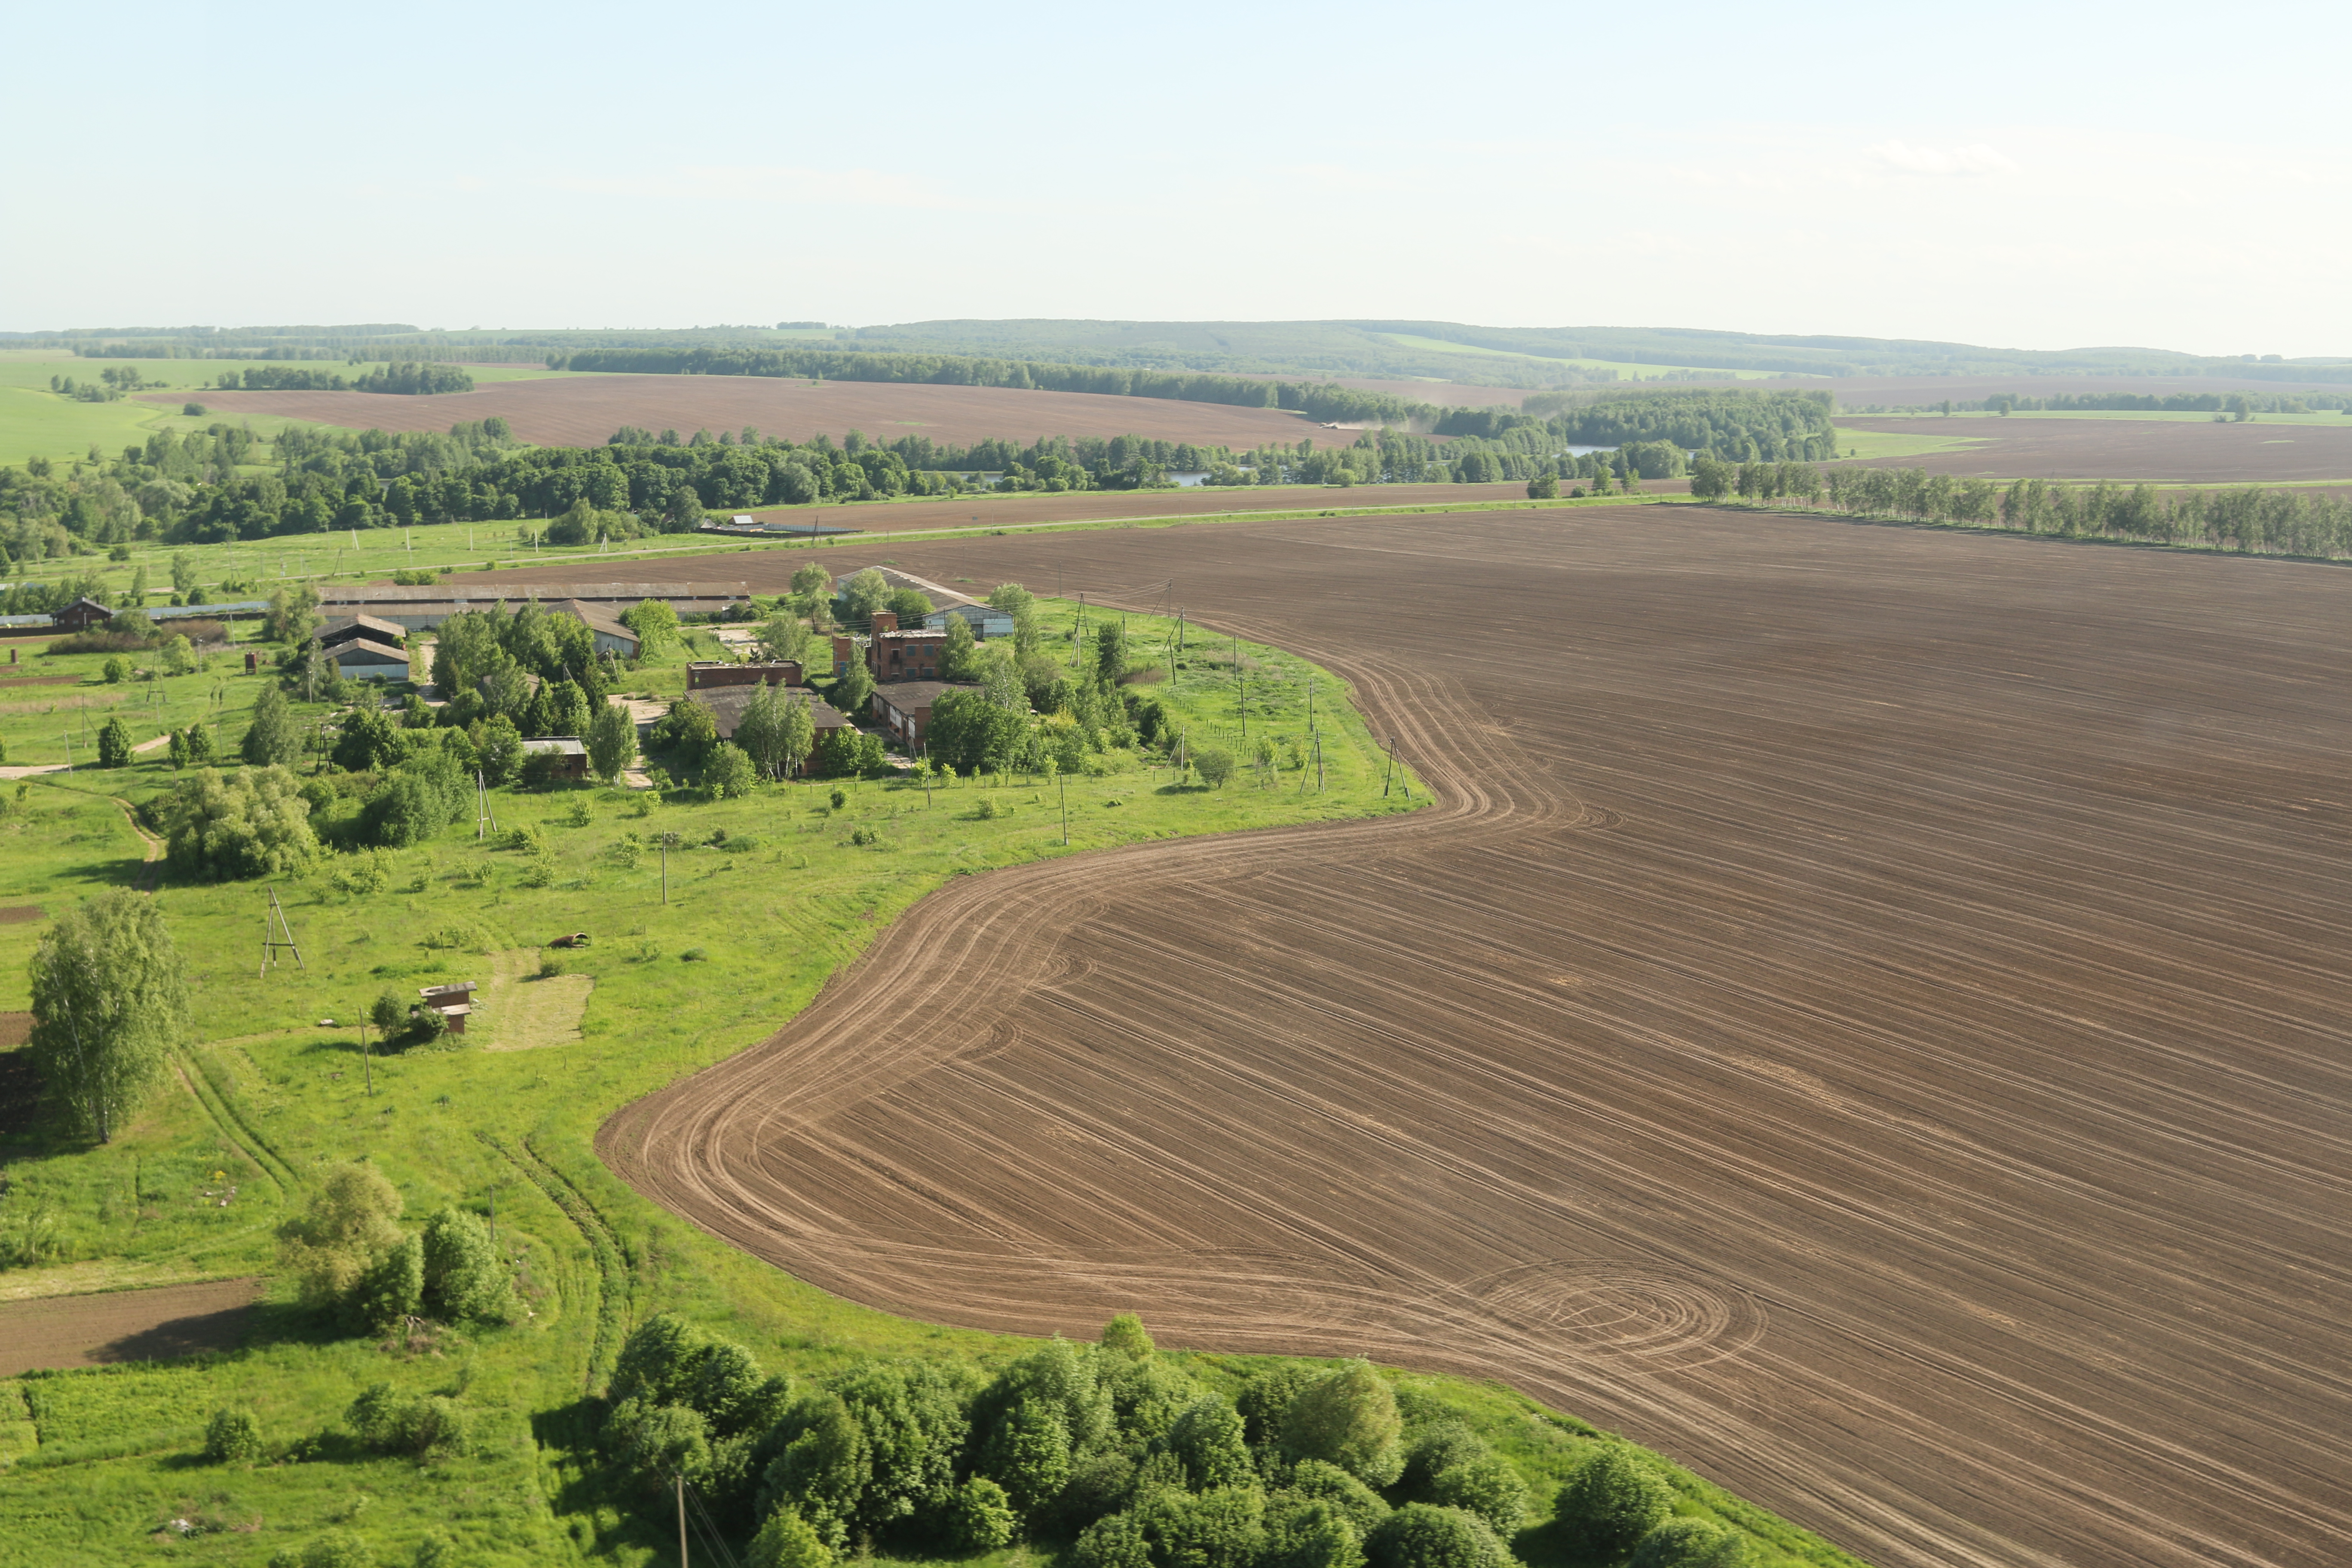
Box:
[141,378,1360,452]
[597,505,2352,1568]
[1838,415,2352,482]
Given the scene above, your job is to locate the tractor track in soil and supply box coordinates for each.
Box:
[594,503,2352,1568]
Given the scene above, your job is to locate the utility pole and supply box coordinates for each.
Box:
[1059,771,1069,845]
[361,1017,372,1096]
[660,838,669,905]
[677,1472,688,1568]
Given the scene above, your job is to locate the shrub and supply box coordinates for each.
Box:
[1427,1457,1527,1537]
[1288,1460,1392,1535]
[1193,747,1236,789]
[1364,1505,1510,1568]
[1629,1518,1749,1568]
[350,1231,426,1330]
[205,1406,265,1464]
[361,755,470,848]
[162,766,318,881]
[1072,1510,1153,1568]
[183,401,207,416]
[949,1476,1018,1552]
[1264,1495,1368,1568]
[537,955,567,979]
[1136,1485,1266,1568]
[606,1395,711,1490]
[983,1397,1073,1520]
[1170,1396,1253,1490]
[1101,1312,1155,1360]
[267,1529,373,1568]
[419,1206,516,1325]
[704,742,756,799]
[347,1382,469,1457]
[1554,1446,1672,1558]
[1526,472,1559,499]
[828,787,847,809]
[849,826,877,847]
[101,655,129,683]
[1400,1422,1488,1492]
[276,1161,407,1321]
[96,715,134,768]
[1283,1361,1403,1485]
[749,1506,836,1568]
[680,946,708,962]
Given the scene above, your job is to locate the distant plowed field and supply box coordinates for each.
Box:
[142,378,1360,452]
[715,480,1566,537]
[1838,414,2352,482]
[602,505,2352,1568]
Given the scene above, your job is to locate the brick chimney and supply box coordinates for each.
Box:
[870,610,898,634]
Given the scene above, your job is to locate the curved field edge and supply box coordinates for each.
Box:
[0,607,1846,1567]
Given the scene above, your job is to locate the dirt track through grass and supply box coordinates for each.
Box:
[600,504,2352,1568]
[0,1278,263,1376]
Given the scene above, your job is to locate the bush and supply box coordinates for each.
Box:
[360,755,469,848]
[1400,1423,1488,1491]
[1282,1361,1403,1486]
[276,1161,407,1321]
[267,1530,373,1568]
[183,401,207,416]
[849,826,877,847]
[828,787,847,809]
[1526,473,1559,500]
[1427,1457,1527,1537]
[1072,1510,1153,1568]
[606,1395,711,1490]
[161,635,196,676]
[1629,1518,1749,1568]
[96,715,133,767]
[204,1406,265,1464]
[749,1506,836,1568]
[419,1206,515,1324]
[1170,1396,1254,1490]
[351,1231,426,1330]
[347,1382,469,1457]
[1554,1446,1672,1558]
[949,1476,1018,1552]
[161,766,318,881]
[704,742,756,799]
[1264,1495,1368,1568]
[1288,1460,1391,1535]
[1193,746,1235,789]
[1364,1505,1510,1568]
[1136,1485,1266,1568]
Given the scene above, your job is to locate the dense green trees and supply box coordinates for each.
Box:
[353,361,474,395]
[586,698,637,784]
[278,1165,516,1334]
[242,683,302,766]
[26,888,191,1143]
[160,764,318,879]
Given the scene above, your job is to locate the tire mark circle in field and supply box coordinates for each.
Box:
[1460,1259,1768,1370]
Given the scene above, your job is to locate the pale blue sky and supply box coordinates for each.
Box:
[6,0,2346,356]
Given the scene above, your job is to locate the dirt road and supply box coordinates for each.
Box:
[600,504,2352,1568]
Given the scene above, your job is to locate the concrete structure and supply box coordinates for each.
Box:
[686,660,801,691]
[418,981,476,1036]
[325,638,410,681]
[871,680,980,749]
[519,736,590,779]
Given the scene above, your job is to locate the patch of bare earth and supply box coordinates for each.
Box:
[0,1278,264,1376]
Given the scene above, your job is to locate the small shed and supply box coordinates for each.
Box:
[55,597,113,632]
[520,736,590,778]
[418,981,476,1035]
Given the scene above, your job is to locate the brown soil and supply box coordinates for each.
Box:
[1838,416,2352,483]
[1811,373,2352,404]
[0,675,83,689]
[703,481,1553,539]
[0,1278,265,1376]
[138,379,1367,453]
[0,905,44,924]
[0,1014,29,1048]
[601,504,2352,1568]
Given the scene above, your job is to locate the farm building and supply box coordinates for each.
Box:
[318,614,406,653]
[829,634,858,677]
[871,680,980,749]
[836,567,1012,637]
[867,612,948,682]
[549,599,641,657]
[54,597,114,632]
[694,688,854,772]
[519,736,589,778]
[318,582,748,633]
[686,660,802,691]
[325,638,410,681]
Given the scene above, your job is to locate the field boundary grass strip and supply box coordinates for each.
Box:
[174,1049,295,1195]
[478,1131,632,1392]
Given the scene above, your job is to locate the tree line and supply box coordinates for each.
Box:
[548,345,1436,428]
[1693,459,2352,559]
[208,362,475,394]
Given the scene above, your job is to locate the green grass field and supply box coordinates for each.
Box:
[1827,426,1989,461]
[1371,335,1807,382]
[0,598,1871,1568]
[0,357,587,469]
[1848,408,2352,426]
